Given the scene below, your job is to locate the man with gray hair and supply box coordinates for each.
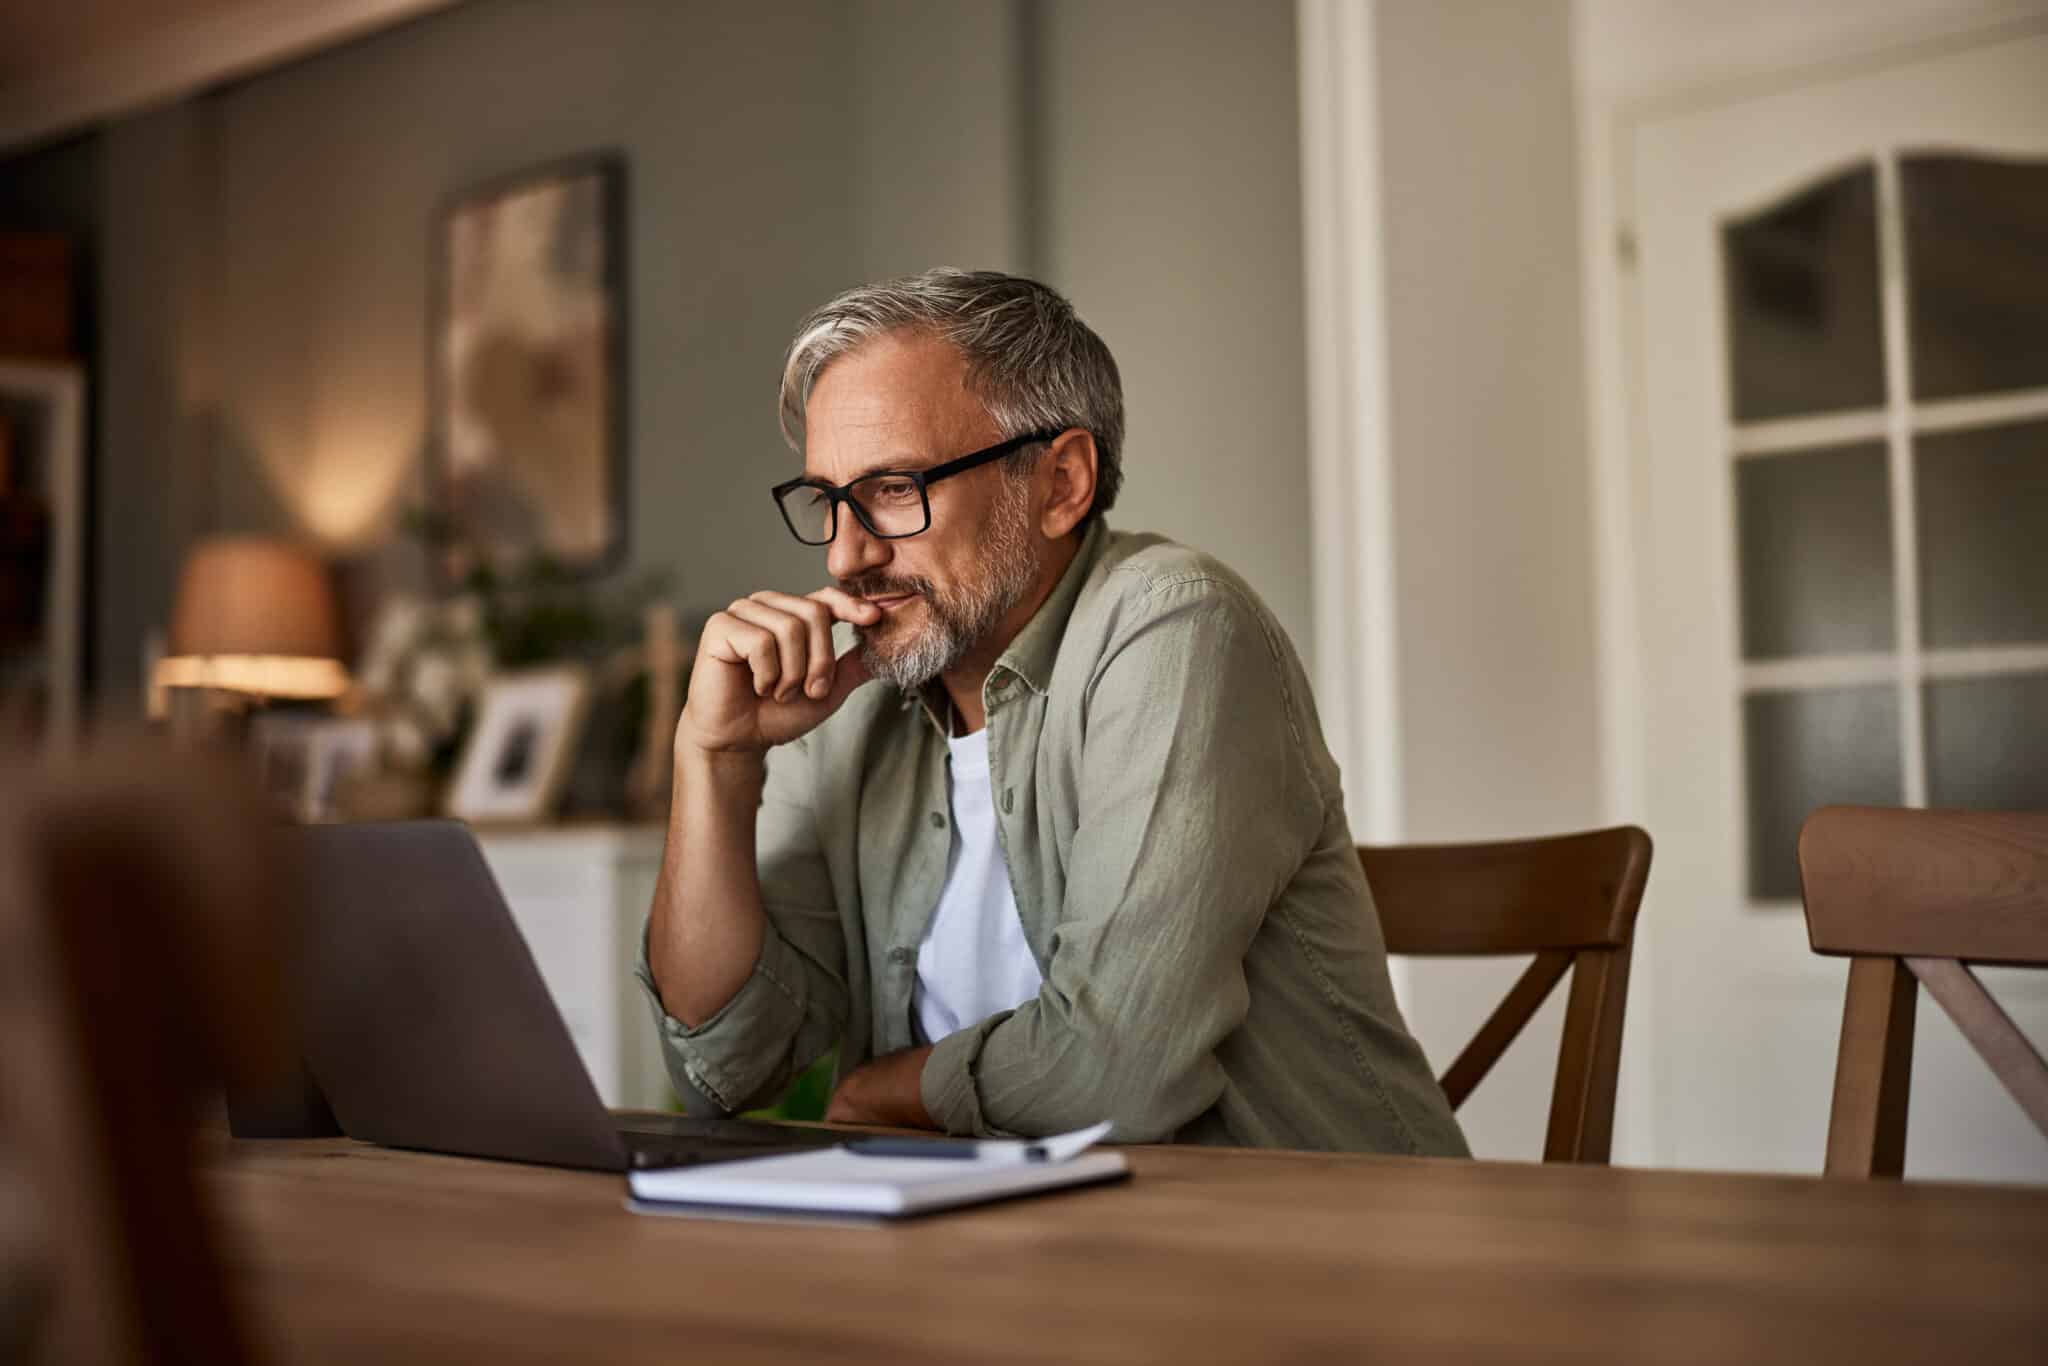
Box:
[638,269,1466,1154]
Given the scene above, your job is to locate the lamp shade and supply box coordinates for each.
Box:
[162,537,347,699]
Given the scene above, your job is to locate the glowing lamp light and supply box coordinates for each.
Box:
[159,538,349,701]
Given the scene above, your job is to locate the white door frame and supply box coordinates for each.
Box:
[1296,0,1406,853]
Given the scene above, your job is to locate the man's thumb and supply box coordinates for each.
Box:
[820,645,874,712]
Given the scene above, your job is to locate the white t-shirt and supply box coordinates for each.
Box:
[911,727,1044,1045]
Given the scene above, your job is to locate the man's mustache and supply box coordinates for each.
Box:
[840,575,935,602]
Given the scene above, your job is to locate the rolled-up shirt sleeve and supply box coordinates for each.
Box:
[921,575,1322,1141]
[634,737,850,1115]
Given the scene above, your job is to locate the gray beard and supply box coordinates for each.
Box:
[855,478,1041,693]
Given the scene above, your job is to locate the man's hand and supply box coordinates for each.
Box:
[824,1045,937,1129]
[680,588,882,755]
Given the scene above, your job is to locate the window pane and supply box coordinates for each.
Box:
[1723,164,1885,422]
[1916,419,2048,648]
[1736,442,1894,659]
[1925,673,2048,810]
[1744,686,1902,902]
[1902,153,2048,401]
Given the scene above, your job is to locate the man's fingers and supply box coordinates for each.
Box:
[705,587,884,712]
[806,585,886,627]
[748,591,836,699]
[823,1071,862,1125]
[711,615,782,697]
[725,598,811,701]
[699,612,755,669]
[714,606,781,698]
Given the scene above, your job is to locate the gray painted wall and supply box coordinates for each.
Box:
[1037,0,1314,661]
[2,0,1312,700]
[850,0,1030,281]
[95,106,220,699]
[203,0,868,621]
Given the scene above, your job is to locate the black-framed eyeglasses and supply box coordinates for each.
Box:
[770,429,1064,546]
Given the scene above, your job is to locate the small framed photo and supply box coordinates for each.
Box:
[446,666,591,825]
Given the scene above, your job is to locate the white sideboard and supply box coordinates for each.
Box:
[473,824,673,1111]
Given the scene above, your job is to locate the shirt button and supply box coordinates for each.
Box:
[888,947,915,966]
[929,811,946,829]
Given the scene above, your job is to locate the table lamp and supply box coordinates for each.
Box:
[156,537,349,702]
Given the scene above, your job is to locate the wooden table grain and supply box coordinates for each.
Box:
[208,1137,2048,1364]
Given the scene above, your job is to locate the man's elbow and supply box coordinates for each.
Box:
[1048,1048,1221,1144]
[980,1000,1231,1140]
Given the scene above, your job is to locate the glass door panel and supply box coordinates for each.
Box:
[1723,163,1885,421]
[1735,441,1894,659]
[1924,673,2048,809]
[1902,154,2048,400]
[1915,418,2048,648]
[1743,686,1903,900]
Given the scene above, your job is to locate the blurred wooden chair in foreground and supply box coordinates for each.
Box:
[1798,805,2048,1179]
[1359,826,1652,1164]
[0,741,288,1365]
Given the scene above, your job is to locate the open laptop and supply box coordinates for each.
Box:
[287,820,864,1172]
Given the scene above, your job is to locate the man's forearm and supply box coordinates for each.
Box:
[646,745,771,1027]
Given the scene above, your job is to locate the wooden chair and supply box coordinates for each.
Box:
[1359,826,1652,1163]
[0,742,288,1364]
[1797,805,2048,1179]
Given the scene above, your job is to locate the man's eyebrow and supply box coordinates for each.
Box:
[809,451,936,486]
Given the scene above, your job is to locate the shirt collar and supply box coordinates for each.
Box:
[993,518,1110,697]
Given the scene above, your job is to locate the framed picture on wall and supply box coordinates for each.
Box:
[445,666,592,826]
[430,153,626,578]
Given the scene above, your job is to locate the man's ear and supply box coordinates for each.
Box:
[1039,429,1099,539]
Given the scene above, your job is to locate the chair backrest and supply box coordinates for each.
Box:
[1797,805,2048,1179]
[0,742,287,1364]
[1359,826,1652,1164]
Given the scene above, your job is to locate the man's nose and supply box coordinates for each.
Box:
[824,509,889,583]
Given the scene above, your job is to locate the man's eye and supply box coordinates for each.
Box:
[870,478,919,503]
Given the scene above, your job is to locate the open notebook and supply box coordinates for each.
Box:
[626,1121,1128,1222]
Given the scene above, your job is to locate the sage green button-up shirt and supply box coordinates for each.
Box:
[637,523,1469,1155]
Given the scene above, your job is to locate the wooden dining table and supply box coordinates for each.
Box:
[209,1133,2048,1364]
